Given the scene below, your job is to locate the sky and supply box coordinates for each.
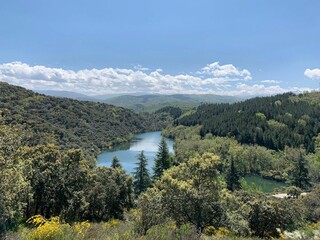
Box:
[0,0,319,96]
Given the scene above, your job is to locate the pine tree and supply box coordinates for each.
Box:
[111,156,122,169]
[226,157,241,192]
[153,138,171,180]
[288,149,311,190]
[134,151,151,195]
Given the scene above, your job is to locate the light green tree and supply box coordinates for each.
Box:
[0,120,28,236]
[157,153,224,232]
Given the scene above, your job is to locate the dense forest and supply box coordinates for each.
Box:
[177,92,320,153]
[0,82,148,156]
[2,85,320,239]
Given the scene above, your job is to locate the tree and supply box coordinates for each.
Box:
[0,121,27,237]
[286,148,311,190]
[137,188,165,234]
[156,153,224,232]
[249,199,303,238]
[111,156,122,169]
[226,158,241,192]
[86,167,133,221]
[286,186,302,199]
[134,151,151,195]
[153,138,171,180]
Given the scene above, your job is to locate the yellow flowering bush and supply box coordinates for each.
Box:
[215,227,230,238]
[26,215,68,240]
[203,226,215,236]
[25,215,92,240]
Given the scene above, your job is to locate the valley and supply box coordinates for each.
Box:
[1,82,320,240]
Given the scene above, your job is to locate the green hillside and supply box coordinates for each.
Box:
[0,82,147,155]
[176,92,320,152]
[104,94,241,112]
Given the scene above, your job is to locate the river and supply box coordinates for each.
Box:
[97,131,174,174]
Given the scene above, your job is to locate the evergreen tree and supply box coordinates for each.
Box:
[111,156,122,169]
[153,138,171,180]
[226,157,241,192]
[288,149,311,190]
[134,151,151,195]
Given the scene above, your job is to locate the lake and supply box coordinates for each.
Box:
[243,175,286,193]
[97,131,174,174]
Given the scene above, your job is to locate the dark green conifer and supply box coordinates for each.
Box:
[111,156,122,169]
[288,149,311,190]
[226,157,241,192]
[153,138,171,180]
[134,151,151,195]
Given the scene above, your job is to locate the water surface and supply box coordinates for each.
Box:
[97,131,174,174]
[243,175,286,193]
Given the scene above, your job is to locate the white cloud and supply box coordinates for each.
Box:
[261,80,281,84]
[0,61,314,96]
[233,84,311,96]
[200,62,252,80]
[304,68,320,79]
[133,64,149,71]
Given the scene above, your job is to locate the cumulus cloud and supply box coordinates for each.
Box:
[233,84,311,96]
[304,68,320,79]
[200,62,252,80]
[0,61,312,96]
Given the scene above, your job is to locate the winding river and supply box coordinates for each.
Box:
[97,131,174,174]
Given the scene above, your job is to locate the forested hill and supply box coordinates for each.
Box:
[104,94,241,112]
[0,82,147,154]
[176,92,320,152]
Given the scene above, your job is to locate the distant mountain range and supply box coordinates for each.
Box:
[36,90,144,101]
[36,90,100,101]
[104,94,243,112]
[35,90,244,112]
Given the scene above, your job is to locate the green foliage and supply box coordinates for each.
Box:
[249,199,303,238]
[177,92,320,152]
[286,186,303,198]
[153,138,172,180]
[111,156,122,169]
[226,158,241,192]
[0,120,28,236]
[286,148,311,190]
[155,106,182,119]
[301,186,320,222]
[154,153,224,231]
[136,188,165,234]
[104,94,239,113]
[0,82,148,156]
[290,91,320,106]
[133,151,151,195]
[255,112,266,120]
[163,125,279,178]
[86,167,133,221]
[145,222,199,240]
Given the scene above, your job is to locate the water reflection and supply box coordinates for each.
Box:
[97,131,174,174]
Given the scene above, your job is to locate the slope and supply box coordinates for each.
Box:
[176,92,320,152]
[0,82,147,155]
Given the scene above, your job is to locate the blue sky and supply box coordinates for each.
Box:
[0,0,319,96]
